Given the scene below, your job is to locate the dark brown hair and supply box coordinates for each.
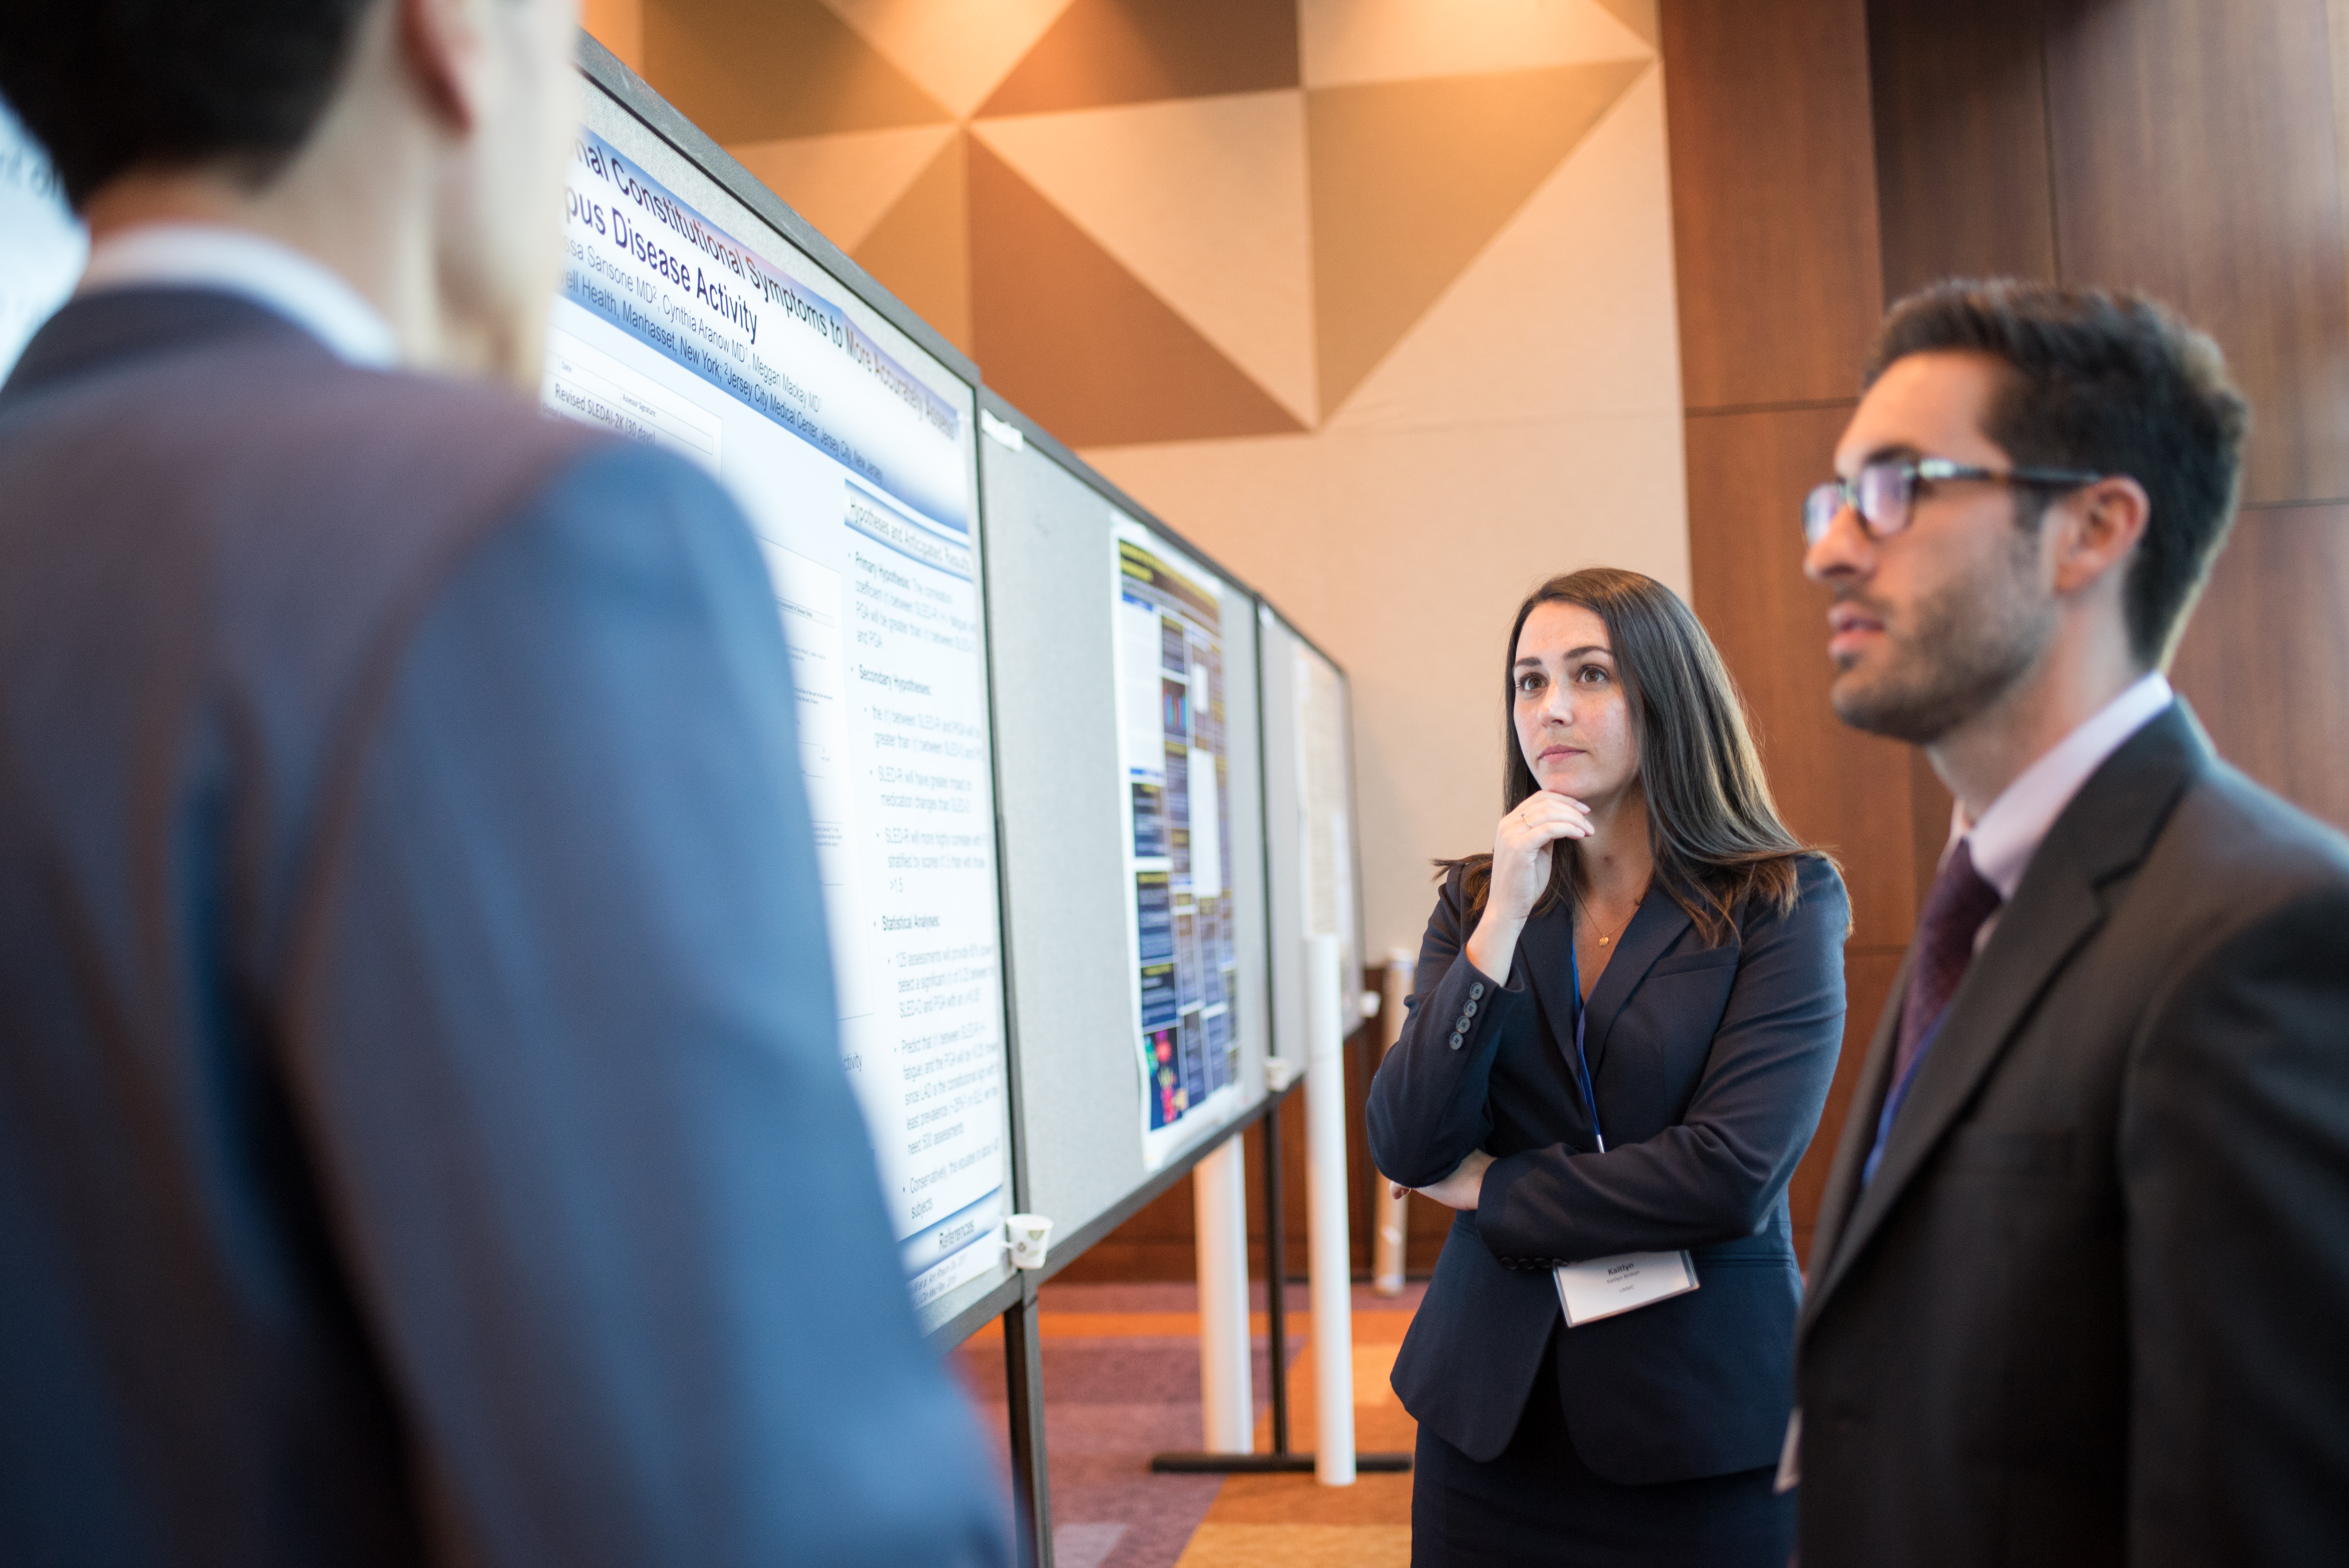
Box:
[0,0,376,208]
[1438,567,1820,946]
[1866,278,2250,668]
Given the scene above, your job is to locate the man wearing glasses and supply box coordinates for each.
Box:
[1788,280,2349,1566]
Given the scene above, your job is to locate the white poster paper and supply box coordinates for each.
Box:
[544,128,1007,1309]
[1111,520,1243,1169]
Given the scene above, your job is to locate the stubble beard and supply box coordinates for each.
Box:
[1828,555,2054,745]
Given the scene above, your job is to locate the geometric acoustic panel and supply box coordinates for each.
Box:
[1590,0,1659,48]
[642,0,949,143]
[853,132,973,350]
[968,138,1305,446]
[729,123,959,251]
[815,0,1078,118]
[979,0,1301,116]
[618,0,1674,448]
[1299,0,1651,86]
[1308,59,1648,413]
[973,91,1315,423]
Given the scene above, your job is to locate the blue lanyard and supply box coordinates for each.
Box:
[1568,941,1606,1152]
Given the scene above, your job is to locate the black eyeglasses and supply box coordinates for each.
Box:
[1802,458,2104,545]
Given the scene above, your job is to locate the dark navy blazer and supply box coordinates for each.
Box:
[1368,855,1847,1481]
[0,292,1004,1567]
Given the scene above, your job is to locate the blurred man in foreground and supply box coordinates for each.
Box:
[1793,280,2349,1566]
[0,1,1005,1562]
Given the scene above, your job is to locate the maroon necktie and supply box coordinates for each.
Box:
[1892,838,2003,1087]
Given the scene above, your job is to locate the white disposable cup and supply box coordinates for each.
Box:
[1005,1213,1054,1270]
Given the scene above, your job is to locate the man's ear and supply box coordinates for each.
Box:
[2051,474,2151,597]
[399,0,488,134]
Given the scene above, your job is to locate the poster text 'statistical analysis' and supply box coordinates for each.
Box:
[543,128,1007,1309]
[1113,522,1243,1169]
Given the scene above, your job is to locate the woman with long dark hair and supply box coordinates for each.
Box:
[1367,567,1848,1566]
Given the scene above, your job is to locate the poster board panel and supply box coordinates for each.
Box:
[978,392,1273,1245]
[1258,608,1364,1067]
[571,48,1015,1334]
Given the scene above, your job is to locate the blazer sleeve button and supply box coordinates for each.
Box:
[1447,1032,1464,1050]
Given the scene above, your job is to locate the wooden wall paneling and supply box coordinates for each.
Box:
[1664,0,1904,1252]
[2168,504,2349,830]
[2042,0,2349,507]
[1789,948,1902,1264]
[1686,407,1923,948]
[1660,0,1887,410]
[1685,405,1921,1250]
[1866,0,2059,300]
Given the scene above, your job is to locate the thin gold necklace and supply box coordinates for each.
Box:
[1584,885,1649,948]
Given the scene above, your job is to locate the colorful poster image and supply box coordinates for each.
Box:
[1112,520,1242,1170]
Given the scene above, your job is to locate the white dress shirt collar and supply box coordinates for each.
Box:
[1955,670,2176,903]
[78,222,398,369]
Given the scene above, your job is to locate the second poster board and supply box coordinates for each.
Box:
[1259,608,1365,1076]
[978,392,1276,1253]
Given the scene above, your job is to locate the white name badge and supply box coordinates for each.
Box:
[1553,1250,1699,1326]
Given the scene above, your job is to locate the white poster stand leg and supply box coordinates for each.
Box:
[1192,1136,1254,1452]
[1305,933,1357,1485]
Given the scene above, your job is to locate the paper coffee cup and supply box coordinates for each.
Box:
[1005,1213,1053,1270]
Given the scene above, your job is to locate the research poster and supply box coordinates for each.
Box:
[0,97,86,380]
[544,126,1007,1310]
[1112,520,1243,1169]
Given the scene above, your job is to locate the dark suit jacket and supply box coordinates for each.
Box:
[1797,702,2349,1568]
[0,291,1005,1568]
[1367,853,1848,1481]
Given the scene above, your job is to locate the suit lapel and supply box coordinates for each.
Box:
[1802,880,2105,1323]
[1508,881,1693,1082]
[1584,888,1694,1075]
[1801,704,2210,1329]
[1512,901,1577,1057]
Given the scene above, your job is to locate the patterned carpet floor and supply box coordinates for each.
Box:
[954,1280,1426,1568]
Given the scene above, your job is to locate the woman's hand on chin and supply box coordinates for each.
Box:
[1486,791,1592,928]
[1396,1149,1495,1211]
[1464,791,1591,982]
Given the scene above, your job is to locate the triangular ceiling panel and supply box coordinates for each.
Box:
[1309,57,1648,415]
[1331,66,1677,430]
[816,0,1079,118]
[640,0,949,143]
[972,91,1316,425]
[1299,0,1650,87]
[968,139,1304,446]
[852,132,973,353]
[979,0,1300,116]
[729,124,958,251]
[1591,0,1659,47]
